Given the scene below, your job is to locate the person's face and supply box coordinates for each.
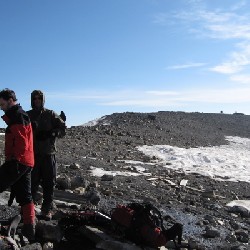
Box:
[0,98,13,112]
[33,95,43,109]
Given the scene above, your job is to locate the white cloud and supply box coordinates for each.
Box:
[46,92,112,100]
[166,62,207,70]
[210,63,243,74]
[230,74,250,84]
[49,87,250,107]
[152,13,169,25]
[173,10,236,24]
[170,9,250,40]
[100,99,182,107]
[160,3,250,76]
[182,88,250,103]
[205,23,250,40]
[98,87,250,107]
[146,91,179,96]
[230,0,247,11]
[210,43,250,74]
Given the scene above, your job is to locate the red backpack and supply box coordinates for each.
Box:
[111,203,183,248]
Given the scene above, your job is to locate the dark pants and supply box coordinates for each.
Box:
[0,161,33,206]
[31,154,57,212]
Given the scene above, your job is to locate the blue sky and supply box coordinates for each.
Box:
[1,0,250,127]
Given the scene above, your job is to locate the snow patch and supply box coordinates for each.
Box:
[89,166,151,177]
[226,200,250,212]
[121,160,155,165]
[138,136,250,183]
[81,116,110,127]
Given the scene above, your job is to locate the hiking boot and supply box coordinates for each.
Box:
[22,223,36,242]
[41,210,53,221]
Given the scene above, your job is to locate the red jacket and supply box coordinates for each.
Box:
[1,104,34,167]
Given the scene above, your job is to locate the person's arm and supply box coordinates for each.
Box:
[50,110,66,138]
[11,123,33,162]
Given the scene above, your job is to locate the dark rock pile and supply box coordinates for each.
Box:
[1,111,250,249]
[55,111,250,249]
[58,111,250,165]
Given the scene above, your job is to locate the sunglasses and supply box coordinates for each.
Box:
[33,97,42,100]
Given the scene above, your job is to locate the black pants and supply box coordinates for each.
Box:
[0,161,33,206]
[31,154,57,212]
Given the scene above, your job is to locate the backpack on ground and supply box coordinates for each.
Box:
[110,202,183,249]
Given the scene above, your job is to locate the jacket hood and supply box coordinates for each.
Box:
[2,104,22,125]
[31,90,45,109]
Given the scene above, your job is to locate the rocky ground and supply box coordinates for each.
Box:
[1,111,250,249]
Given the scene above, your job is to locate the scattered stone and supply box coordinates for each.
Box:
[1,111,250,249]
[74,187,85,194]
[96,240,142,250]
[231,245,248,250]
[235,230,249,243]
[69,163,81,169]
[204,215,216,224]
[180,179,188,186]
[56,175,71,190]
[42,242,53,250]
[203,227,220,238]
[101,174,114,181]
[36,220,63,242]
[71,176,88,188]
[20,243,43,250]
[201,190,215,198]
[84,189,101,206]
[228,206,250,218]
[225,234,237,243]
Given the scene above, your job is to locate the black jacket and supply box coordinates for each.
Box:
[27,108,66,155]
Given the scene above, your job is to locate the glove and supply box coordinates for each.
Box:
[60,111,66,122]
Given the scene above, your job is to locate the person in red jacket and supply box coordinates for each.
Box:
[0,88,36,242]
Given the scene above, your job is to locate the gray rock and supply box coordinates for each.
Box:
[42,242,53,250]
[36,220,63,242]
[71,175,88,188]
[69,163,81,169]
[229,206,250,218]
[20,243,43,250]
[84,189,101,206]
[203,227,220,238]
[202,190,215,198]
[101,174,114,181]
[231,246,248,250]
[96,240,141,250]
[235,230,249,243]
[204,215,216,224]
[230,220,241,230]
[56,175,71,190]
[225,234,237,243]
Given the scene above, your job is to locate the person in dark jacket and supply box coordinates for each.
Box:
[0,88,36,242]
[27,90,66,220]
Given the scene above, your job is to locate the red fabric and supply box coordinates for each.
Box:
[111,205,135,227]
[140,225,167,247]
[2,111,34,167]
[22,202,35,224]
